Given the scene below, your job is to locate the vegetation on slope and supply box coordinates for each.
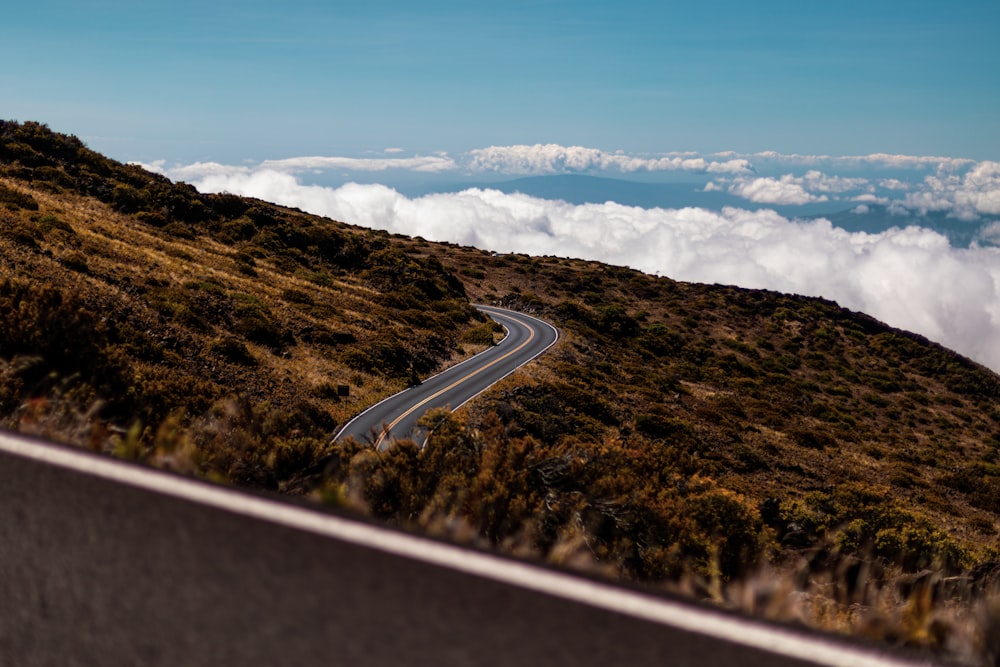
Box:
[0,120,485,488]
[310,236,1000,658]
[4,121,1000,661]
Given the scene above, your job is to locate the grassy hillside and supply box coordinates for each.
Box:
[0,120,486,488]
[3,121,1000,660]
[314,238,1000,657]
[429,246,1000,576]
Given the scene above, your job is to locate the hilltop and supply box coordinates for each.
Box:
[3,121,1000,659]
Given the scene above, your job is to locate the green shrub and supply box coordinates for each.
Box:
[232,295,284,348]
[460,267,485,280]
[461,321,502,346]
[163,221,195,239]
[687,489,763,580]
[136,211,168,227]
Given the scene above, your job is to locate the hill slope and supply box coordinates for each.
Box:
[0,120,487,488]
[3,121,1000,659]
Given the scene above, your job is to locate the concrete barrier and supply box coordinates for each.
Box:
[0,431,933,666]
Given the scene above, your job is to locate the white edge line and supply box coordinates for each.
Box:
[418,307,558,446]
[0,430,930,667]
[449,307,559,412]
[331,305,514,441]
[332,304,548,441]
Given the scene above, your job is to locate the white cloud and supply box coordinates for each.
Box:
[979,222,1000,246]
[744,151,974,172]
[879,178,912,190]
[258,154,458,173]
[140,159,167,173]
[852,194,890,205]
[800,170,870,194]
[726,175,829,205]
[137,160,246,179]
[707,160,754,175]
[173,166,1000,374]
[466,144,753,175]
[139,155,458,177]
[904,161,1000,220]
[143,150,998,228]
[146,144,757,178]
[861,153,974,171]
[719,170,875,206]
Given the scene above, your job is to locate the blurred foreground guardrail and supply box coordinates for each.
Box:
[0,431,934,666]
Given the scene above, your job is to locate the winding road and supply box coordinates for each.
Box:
[334,305,559,450]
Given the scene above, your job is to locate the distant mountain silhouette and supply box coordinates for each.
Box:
[807,205,996,248]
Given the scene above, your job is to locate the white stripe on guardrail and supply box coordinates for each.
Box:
[0,431,931,667]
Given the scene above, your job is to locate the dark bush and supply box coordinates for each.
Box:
[635,413,695,441]
[461,321,502,346]
[596,304,639,340]
[789,428,837,450]
[60,251,90,273]
[0,278,133,417]
[211,337,257,366]
[163,222,195,239]
[0,183,38,210]
[136,211,168,227]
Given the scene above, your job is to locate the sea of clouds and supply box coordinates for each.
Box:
[142,146,1000,374]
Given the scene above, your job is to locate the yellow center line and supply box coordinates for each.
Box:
[374,315,535,449]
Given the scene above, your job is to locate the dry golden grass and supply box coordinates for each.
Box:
[0,168,485,485]
[5,121,1000,663]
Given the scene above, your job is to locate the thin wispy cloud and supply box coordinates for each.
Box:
[143,161,249,181]
[466,144,754,175]
[730,151,976,172]
[141,155,459,180]
[143,144,987,188]
[151,162,1000,375]
[851,193,891,206]
[259,155,459,173]
[799,171,871,194]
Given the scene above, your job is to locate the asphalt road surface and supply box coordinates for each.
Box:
[0,431,933,667]
[334,305,559,449]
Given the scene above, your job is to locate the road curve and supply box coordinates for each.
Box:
[333,305,559,449]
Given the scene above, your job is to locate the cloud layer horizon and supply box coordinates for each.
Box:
[142,148,1000,375]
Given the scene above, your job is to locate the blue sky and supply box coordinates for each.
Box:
[3,0,998,163]
[5,1,1000,374]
